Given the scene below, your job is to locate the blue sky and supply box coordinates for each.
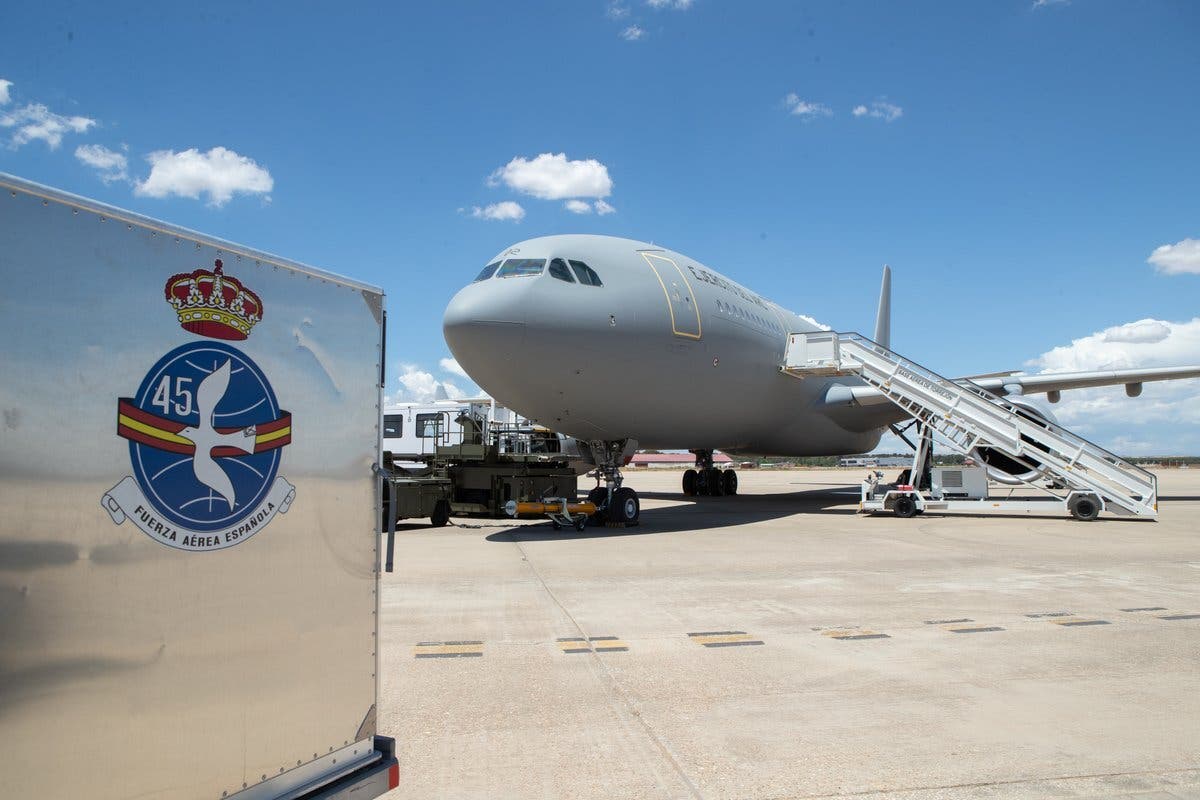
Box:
[3,1,1198,453]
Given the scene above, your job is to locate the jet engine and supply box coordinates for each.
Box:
[969,395,1059,485]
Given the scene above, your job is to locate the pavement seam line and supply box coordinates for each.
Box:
[505,531,706,800]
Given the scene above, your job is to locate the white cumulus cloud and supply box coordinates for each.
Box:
[648,0,693,8]
[606,3,630,19]
[853,101,903,122]
[1,102,96,149]
[134,146,273,207]
[75,143,129,184]
[439,357,470,379]
[1102,320,1172,345]
[489,152,613,200]
[564,199,592,214]
[471,201,525,222]
[1147,238,1200,275]
[784,93,832,119]
[620,25,646,41]
[0,79,11,106]
[594,199,616,215]
[393,365,465,404]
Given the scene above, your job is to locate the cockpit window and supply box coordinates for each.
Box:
[548,258,575,283]
[568,260,603,286]
[473,261,500,282]
[496,258,546,278]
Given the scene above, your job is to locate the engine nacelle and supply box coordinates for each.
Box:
[969,395,1059,485]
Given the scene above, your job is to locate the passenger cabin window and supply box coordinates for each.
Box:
[568,260,603,286]
[548,258,575,283]
[473,262,500,282]
[416,413,442,438]
[383,414,403,438]
[496,258,545,278]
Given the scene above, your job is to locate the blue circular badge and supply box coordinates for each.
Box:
[130,341,282,532]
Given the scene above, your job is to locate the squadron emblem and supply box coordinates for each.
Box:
[102,260,295,551]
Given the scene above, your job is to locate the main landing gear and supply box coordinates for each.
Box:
[586,439,640,526]
[682,450,738,497]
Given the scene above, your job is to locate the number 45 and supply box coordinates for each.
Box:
[152,375,194,418]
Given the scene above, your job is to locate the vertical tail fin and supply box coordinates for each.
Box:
[874,264,891,349]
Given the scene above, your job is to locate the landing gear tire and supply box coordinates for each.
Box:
[721,469,738,496]
[1069,493,1101,522]
[682,469,697,497]
[430,499,450,528]
[893,495,918,519]
[608,486,640,526]
[706,468,725,497]
[587,486,608,526]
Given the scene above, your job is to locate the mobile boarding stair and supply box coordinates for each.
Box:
[782,331,1158,521]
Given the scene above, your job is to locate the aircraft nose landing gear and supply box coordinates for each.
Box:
[682,449,738,497]
[587,439,640,526]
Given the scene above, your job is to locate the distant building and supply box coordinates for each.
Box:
[630,452,735,469]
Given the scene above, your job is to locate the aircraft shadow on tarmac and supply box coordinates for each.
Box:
[485,485,859,542]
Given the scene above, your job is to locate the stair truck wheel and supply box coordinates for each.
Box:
[587,486,608,526]
[722,469,738,496]
[1068,493,1101,521]
[430,499,450,527]
[682,468,697,496]
[893,495,917,518]
[608,487,640,526]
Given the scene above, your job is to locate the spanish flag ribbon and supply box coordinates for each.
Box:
[117,399,291,456]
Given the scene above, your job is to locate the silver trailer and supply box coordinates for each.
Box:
[0,174,398,799]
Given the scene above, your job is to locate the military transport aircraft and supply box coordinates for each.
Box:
[443,234,1200,525]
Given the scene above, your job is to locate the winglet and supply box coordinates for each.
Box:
[874,264,891,349]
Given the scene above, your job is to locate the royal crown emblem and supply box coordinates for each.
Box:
[165,259,263,340]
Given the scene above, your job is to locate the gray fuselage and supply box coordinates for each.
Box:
[443,234,894,456]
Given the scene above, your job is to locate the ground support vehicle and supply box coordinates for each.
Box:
[378,412,580,529]
[784,331,1157,521]
[0,174,397,799]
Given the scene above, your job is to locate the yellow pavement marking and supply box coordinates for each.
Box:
[413,641,484,658]
[687,631,763,647]
[823,629,890,640]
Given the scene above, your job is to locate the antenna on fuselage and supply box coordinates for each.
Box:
[874,264,892,349]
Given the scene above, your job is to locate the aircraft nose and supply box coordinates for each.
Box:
[442,281,528,373]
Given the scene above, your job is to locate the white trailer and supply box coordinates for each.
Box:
[0,174,398,799]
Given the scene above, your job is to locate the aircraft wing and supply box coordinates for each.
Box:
[969,365,1200,398]
[823,365,1200,408]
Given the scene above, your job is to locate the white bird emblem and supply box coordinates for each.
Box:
[178,359,256,510]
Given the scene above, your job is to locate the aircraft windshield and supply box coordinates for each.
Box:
[496,258,545,278]
[548,258,575,282]
[569,260,603,286]
[473,262,500,282]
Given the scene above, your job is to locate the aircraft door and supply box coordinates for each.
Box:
[639,252,702,339]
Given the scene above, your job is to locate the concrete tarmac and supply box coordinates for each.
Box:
[378,469,1200,800]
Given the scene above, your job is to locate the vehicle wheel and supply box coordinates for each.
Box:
[682,468,697,496]
[552,521,562,531]
[430,499,450,527]
[1068,493,1101,521]
[587,486,608,526]
[896,469,911,486]
[893,495,917,518]
[573,517,587,532]
[722,469,738,496]
[608,487,640,525]
[706,467,725,496]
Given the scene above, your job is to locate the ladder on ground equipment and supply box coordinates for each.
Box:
[782,331,1157,518]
